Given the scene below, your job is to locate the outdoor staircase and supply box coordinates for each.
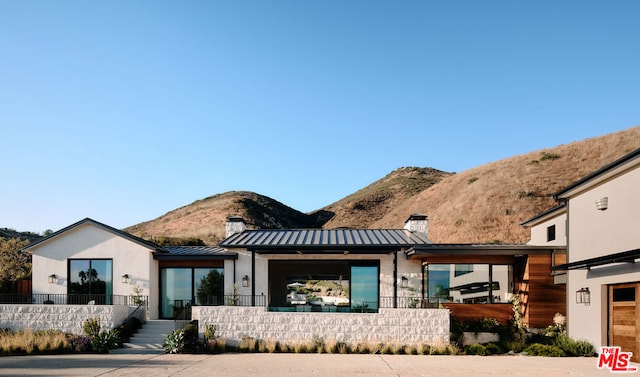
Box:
[112,320,174,354]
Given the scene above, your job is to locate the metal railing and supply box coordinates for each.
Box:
[379,296,440,309]
[0,293,147,306]
[197,294,267,307]
[174,300,192,330]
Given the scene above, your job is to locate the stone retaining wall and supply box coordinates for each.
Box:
[0,305,137,335]
[193,307,450,345]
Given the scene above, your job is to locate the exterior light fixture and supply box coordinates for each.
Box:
[242,275,250,287]
[595,197,608,211]
[48,274,57,284]
[401,276,409,288]
[121,274,130,284]
[576,287,590,305]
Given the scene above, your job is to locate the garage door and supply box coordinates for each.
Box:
[609,283,640,362]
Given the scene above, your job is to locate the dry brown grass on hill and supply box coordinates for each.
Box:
[125,191,317,245]
[373,125,640,243]
[319,167,453,229]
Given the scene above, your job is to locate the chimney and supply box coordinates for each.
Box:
[225,216,247,238]
[404,213,428,234]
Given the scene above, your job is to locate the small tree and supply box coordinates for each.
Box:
[0,237,30,292]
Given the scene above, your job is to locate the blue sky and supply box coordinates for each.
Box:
[1,1,639,233]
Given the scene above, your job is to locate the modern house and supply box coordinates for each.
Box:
[1,208,571,346]
[551,147,640,361]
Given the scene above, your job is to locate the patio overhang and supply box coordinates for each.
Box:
[552,248,640,271]
[406,244,562,260]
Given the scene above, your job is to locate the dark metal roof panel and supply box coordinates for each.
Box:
[220,228,431,249]
[155,246,237,260]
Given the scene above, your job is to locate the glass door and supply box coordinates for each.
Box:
[161,268,192,318]
[350,265,379,312]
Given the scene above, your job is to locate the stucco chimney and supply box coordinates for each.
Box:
[225,216,247,238]
[404,213,428,234]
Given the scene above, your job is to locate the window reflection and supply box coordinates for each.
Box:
[68,259,112,304]
[426,264,513,304]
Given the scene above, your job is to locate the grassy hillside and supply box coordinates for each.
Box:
[316,167,453,229]
[372,125,640,243]
[125,125,640,246]
[125,191,320,245]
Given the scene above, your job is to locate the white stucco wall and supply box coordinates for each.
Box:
[30,223,159,318]
[527,212,567,247]
[193,306,449,346]
[564,163,640,348]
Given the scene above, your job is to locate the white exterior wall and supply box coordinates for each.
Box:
[193,306,449,346]
[527,213,567,247]
[565,164,640,348]
[30,223,159,318]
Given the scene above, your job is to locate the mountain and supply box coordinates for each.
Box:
[125,125,640,245]
[371,125,640,243]
[124,167,451,245]
[0,228,42,243]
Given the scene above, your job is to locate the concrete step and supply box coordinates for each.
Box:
[114,320,175,354]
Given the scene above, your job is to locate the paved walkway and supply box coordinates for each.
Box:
[0,353,635,377]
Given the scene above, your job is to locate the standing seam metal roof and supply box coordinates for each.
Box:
[220,228,431,249]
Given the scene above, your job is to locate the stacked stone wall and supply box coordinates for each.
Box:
[0,305,135,335]
[193,307,450,345]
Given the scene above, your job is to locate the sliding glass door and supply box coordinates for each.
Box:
[161,267,224,318]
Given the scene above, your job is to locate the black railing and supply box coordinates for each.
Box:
[174,300,192,330]
[197,294,267,307]
[0,293,148,306]
[379,296,440,309]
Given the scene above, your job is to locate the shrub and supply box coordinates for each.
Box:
[553,335,595,357]
[204,323,217,341]
[484,342,504,355]
[182,321,200,352]
[91,330,120,353]
[465,343,487,356]
[83,318,101,339]
[163,330,185,354]
[67,335,92,353]
[540,151,561,161]
[523,343,566,357]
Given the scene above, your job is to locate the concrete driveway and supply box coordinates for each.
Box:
[0,353,633,377]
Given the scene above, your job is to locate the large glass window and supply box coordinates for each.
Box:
[425,264,513,304]
[161,267,224,318]
[68,259,112,304]
[350,265,379,312]
[269,260,379,312]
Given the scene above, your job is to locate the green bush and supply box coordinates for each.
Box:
[465,343,488,355]
[523,343,566,357]
[83,318,101,338]
[484,342,504,355]
[91,330,120,353]
[553,335,595,357]
[163,330,185,354]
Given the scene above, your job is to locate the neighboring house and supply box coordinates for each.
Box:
[551,148,640,361]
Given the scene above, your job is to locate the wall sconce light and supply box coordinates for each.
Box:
[401,276,409,288]
[576,287,590,305]
[121,274,130,284]
[48,274,57,284]
[242,275,250,287]
[595,197,608,211]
